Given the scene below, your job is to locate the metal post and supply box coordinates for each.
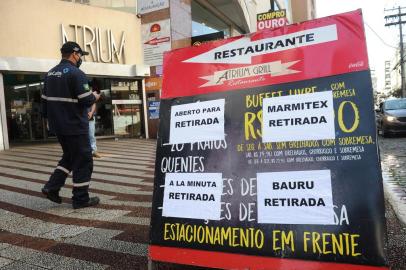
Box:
[384,6,406,97]
[0,73,9,150]
[148,259,155,270]
[26,85,33,140]
[399,7,406,98]
[270,0,275,11]
[142,78,149,139]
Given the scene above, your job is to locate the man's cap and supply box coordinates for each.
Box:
[60,41,89,56]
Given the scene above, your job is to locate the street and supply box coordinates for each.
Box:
[379,136,406,270]
[0,137,404,269]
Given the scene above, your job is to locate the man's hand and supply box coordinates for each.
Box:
[93,91,101,101]
[88,111,93,120]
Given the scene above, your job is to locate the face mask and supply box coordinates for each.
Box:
[76,55,82,68]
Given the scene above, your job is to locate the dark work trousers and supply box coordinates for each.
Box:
[44,134,93,204]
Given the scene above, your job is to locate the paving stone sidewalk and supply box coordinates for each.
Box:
[0,137,405,269]
[379,136,406,225]
[379,136,406,270]
[0,139,155,270]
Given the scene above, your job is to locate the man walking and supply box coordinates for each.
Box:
[88,103,101,158]
[41,41,101,209]
[88,79,101,158]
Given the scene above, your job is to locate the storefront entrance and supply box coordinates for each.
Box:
[111,80,143,137]
[4,74,47,142]
[4,73,144,145]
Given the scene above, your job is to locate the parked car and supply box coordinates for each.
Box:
[376,98,406,137]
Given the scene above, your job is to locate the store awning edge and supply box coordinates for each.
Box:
[0,57,150,77]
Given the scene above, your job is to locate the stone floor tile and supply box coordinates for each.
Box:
[0,244,10,251]
[21,250,107,270]
[40,224,91,241]
[0,245,41,261]
[0,261,48,270]
[62,228,148,256]
[0,257,13,268]
[53,257,108,270]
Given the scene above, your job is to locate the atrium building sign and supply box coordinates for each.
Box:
[61,24,126,64]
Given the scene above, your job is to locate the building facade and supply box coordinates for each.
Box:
[390,47,403,96]
[137,0,258,138]
[0,0,257,150]
[0,0,149,151]
[385,60,392,94]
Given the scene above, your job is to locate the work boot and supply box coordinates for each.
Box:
[41,188,62,204]
[72,197,100,209]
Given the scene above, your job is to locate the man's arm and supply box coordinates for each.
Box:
[88,103,96,120]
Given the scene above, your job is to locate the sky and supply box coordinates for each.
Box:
[316,0,403,91]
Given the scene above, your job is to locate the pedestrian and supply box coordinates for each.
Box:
[88,103,101,158]
[41,41,101,209]
[88,80,101,158]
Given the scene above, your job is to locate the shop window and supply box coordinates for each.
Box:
[3,74,145,143]
[110,80,143,137]
[4,74,47,143]
[88,78,114,137]
[192,1,231,38]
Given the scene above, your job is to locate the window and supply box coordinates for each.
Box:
[192,1,230,38]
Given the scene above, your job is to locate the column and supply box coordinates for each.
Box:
[0,73,9,150]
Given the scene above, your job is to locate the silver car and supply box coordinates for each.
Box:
[376,98,406,137]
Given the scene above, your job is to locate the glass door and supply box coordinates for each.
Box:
[5,79,46,142]
[111,80,143,137]
[89,78,113,136]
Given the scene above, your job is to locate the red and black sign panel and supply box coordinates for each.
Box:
[162,10,368,99]
[149,10,388,270]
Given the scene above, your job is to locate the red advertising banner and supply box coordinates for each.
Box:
[162,10,368,99]
[150,10,388,270]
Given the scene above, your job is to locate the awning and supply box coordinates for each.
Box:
[0,57,150,77]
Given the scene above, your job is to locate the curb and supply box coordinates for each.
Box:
[383,179,406,226]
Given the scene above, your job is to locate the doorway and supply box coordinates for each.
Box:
[4,74,47,143]
[111,79,143,137]
[89,78,144,138]
[4,74,145,145]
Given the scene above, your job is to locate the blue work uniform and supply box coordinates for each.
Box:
[41,59,96,205]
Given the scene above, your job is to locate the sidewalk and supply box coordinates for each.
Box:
[0,139,155,270]
[379,137,406,225]
[379,136,406,270]
[0,138,405,269]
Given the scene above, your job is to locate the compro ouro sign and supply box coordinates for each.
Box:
[149,10,389,270]
[257,9,289,31]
